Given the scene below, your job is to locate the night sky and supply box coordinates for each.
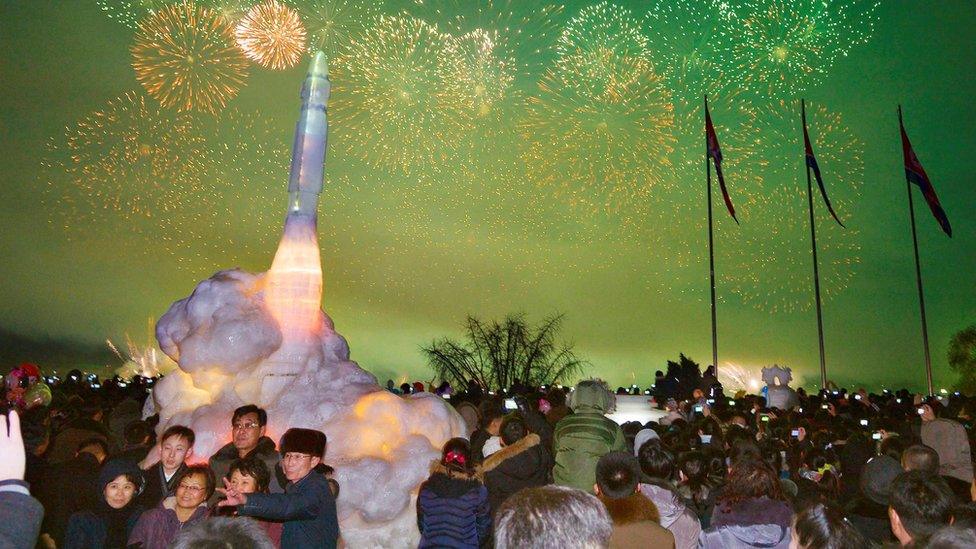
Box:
[1,0,973,390]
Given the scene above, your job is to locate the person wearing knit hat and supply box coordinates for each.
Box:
[63,458,146,548]
[633,428,660,457]
[218,427,339,548]
[844,455,901,545]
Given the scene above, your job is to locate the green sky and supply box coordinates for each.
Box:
[1,0,973,391]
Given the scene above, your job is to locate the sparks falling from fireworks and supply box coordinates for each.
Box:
[404,0,565,80]
[556,1,651,74]
[330,15,468,175]
[131,1,249,114]
[236,0,307,70]
[43,91,209,236]
[300,0,379,61]
[443,29,519,132]
[725,100,864,313]
[521,49,675,219]
[724,0,882,98]
[108,318,178,379]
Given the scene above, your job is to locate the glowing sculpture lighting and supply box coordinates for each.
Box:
[260,51,329,403]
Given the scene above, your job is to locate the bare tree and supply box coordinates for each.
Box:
[422,313,586,391]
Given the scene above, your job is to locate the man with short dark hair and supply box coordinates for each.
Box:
[594,451,675,548]
[209,405,283,503]
[218,428,339,549]
[902,445,940,475]
[141,425,195,508]
[480,416,550,514]
[494,485,612,549]
[888,470,956,546]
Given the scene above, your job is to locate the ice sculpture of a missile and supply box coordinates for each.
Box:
[260,52,330,404]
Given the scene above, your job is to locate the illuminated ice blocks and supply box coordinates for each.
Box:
[152,52,465,547]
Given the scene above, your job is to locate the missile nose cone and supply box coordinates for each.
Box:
[309,50,328,78]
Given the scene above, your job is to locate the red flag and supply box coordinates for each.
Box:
[899,109,952,237]
[802,100,845,227]
[705,98,737,223]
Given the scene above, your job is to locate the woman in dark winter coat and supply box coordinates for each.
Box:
[64,458,145,549]
[478,416,551,514]
[699,457,793,549]
[417,438,491,549]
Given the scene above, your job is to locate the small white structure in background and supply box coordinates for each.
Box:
[763,364,800,410]
[606,395,668,425]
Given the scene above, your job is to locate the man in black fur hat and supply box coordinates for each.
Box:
[217,427,339,549]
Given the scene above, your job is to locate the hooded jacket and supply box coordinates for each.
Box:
[478,433,550,514]
[599,492,675,549]
[208,435,284,504]
[699,496,792,549]
[127,496,208,549]
[921,418,974,483]
[417,462,491,549]
[554,383,626,492]
[639,483,701,549]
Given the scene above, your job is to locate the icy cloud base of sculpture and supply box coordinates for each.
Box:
[153,268,465,547]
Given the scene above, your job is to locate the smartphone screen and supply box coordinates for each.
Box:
[505,398,517,411]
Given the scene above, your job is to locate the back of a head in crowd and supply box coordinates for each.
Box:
[637,439,674,481]
[228,457,272,493]
[124,420,153,446]
[494,485,612,549]
[791,503,866,549]
[720,456,784,505]
[478,398,505,428]
[595,451,640,500]
[232,404,267,427]
[440,437,474,475]
[500,416,528,446]
[902,445,940,475]
[162,424,196,447]
[922,526,976,549]
[889,470,956,542]
[568,379,614,413]
[170,516,275,549]
[77,437,109,459]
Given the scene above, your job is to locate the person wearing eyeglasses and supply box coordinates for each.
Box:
[208,405,283,505]
[127,464,214,549]
[217,428,339,549]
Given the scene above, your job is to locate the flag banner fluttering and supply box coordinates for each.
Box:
[802,100,845,228]
[705,98,737,224]
[900,109,952,237]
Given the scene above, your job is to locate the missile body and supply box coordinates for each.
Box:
[288,51,330,216]
[260,52,331,405]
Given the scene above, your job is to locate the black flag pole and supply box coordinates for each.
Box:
[802,99,829,390]
[705,95,719,377]
[899,105,934,396]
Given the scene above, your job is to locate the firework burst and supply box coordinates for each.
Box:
[521,49,675,220]
[556,1,651,72]
[329,15,469,176]
[299,0,379,61]
[725,100,864,313]
[43,91,209,236]
[236,0,307,70]
[404,0,564,80]
[131,1,249,114]
[96,0,172,29]
[723,0,882,98]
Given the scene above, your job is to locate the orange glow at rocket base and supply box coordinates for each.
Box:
[265,215,323,337]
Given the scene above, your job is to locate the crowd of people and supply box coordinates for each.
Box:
[2,368,976,548]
